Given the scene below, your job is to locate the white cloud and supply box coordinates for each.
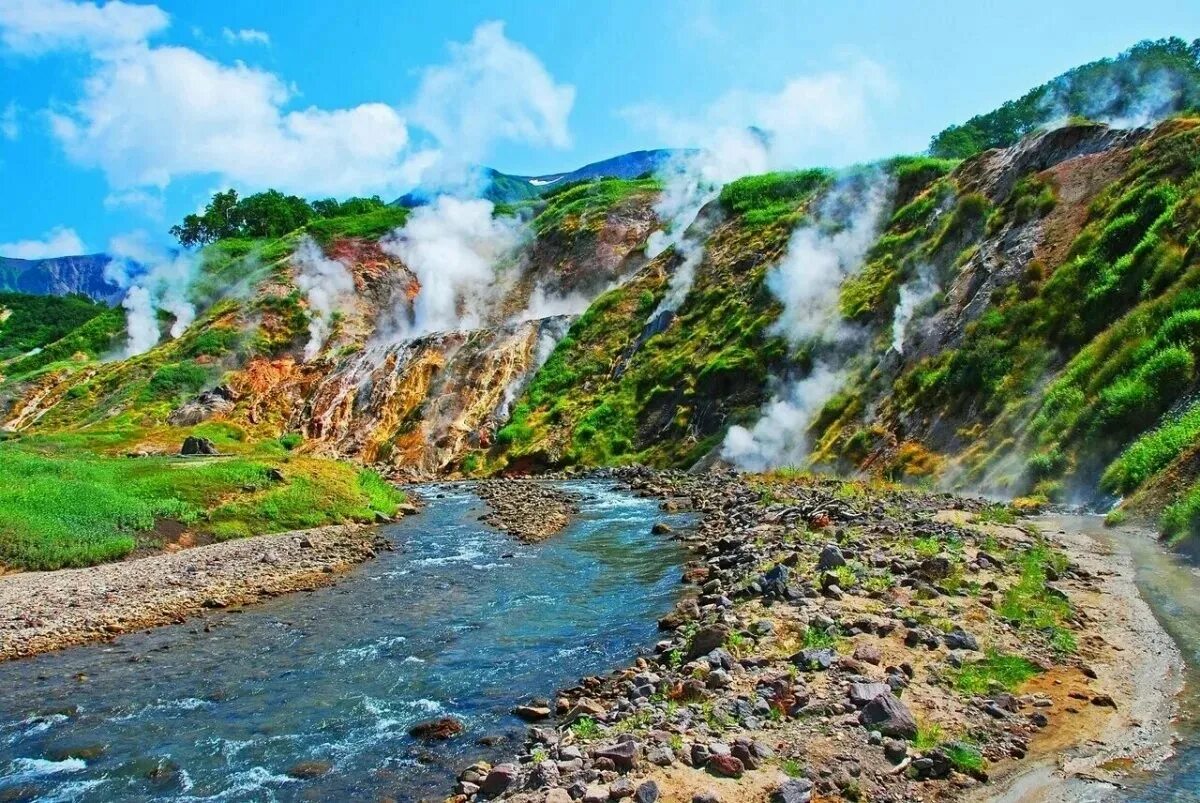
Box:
[0,0,168,55]
[0,101,17,139]
[623,56,895,169]
[221,26,268,46]
[2,5,572,201]
[0,226,87,258]
[103,187,164,217]
[49,43,413,196]
[408,20,575,187]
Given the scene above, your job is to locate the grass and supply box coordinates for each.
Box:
[532,178,661,236]
[718,169,831,228]
[912,722,944,751]
[951,650,1043,694]
[996,542,1077,652]
[0,292,108,361]
[0,437,404,571]
[570,717,601,742]
[1102,399,1200,495]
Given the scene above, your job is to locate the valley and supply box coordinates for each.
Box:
[2,28,1200,803]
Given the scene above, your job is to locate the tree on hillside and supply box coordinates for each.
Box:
[930,37,1200,159]
[170,190,389,247]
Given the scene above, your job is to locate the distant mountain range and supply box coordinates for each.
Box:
[396,148,687,206]
[0,254,124,305]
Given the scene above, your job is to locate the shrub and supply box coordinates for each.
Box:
[146,361,210,399]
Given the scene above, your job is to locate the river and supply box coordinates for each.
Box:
[0,481,692,802]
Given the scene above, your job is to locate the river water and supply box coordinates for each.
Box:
[0,481,692,802]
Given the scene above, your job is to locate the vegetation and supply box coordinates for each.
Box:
[719,169,832,228]
[951,650,1043,694]
[930,38,1200,158]
[532,177,661,236]
[171,189,393,247]
[0,293,109,361]
[0,436,404,571]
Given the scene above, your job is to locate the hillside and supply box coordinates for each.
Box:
[6,42,1200,561]
[0,254,123,303]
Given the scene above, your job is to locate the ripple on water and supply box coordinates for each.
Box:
[0,481,692,801]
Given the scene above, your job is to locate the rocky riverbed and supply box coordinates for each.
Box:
[447,467,1178,803]
[0,524,388,661]
[475,479,583,542]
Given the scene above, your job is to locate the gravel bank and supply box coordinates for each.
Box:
[0,524,386,661]
[474,479,582,542]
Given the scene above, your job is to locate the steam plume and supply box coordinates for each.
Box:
[722,175,891,470]
[890,265,939,354]
[381,196,525,340]
[292,235,356,361]
[104,234,198,357]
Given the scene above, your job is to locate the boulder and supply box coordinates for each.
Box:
[479,763,518,796]
[180,436,217,456]
[594,740,639,771]
[408,716,464,740]
[706,753,744,778]
[859,692,917,739]
[817,544,846,571]
[771,778,815,803]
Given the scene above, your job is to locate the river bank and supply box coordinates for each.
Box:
[448,467,1185,803]
[0,524,387,661]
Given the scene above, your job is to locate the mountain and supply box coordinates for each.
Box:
[7,40,1200,550]
[0,254,124,305]
[396,148,684,206]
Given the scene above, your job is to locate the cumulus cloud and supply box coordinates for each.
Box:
[380,196,525,339]
[0,0,168,55]
[221,26,268,46]
[1,4,572,201]
[407,20,575,190]
[292,235,356,361]
[0,226,86,258]
[49,43,413,196]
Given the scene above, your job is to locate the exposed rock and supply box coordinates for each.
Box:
[859,692,917,739]
[180,436,217,456]
[408,716,464,740]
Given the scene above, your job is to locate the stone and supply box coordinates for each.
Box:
[685,625,730,661]
[792,648,837,671]
[817,544,846,571]
[652,522,673,535]
[647,746,674,766]
[285,760,332,779]
[634,780,660,803]
[180,436,217,456]
[514,704,552,721]
[693,794,721,803]
[943,628,979,651]
[852,643,882,665]
[408,717,463,740]
[771,778,814,803]
[583,786,610,803]
[858,692,917,739]
[479,763,518,796]
[706,753,744,778]
[848,682,891,707]
[594,741,639,771]
[610,777,636,798]
[883,738,908,763]
[546,790,573,803]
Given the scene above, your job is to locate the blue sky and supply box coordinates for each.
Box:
[1,0,1198,258]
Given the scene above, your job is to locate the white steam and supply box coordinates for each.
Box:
[1040,66,1195,132]
[292,236,356,361]
[721,176,891,471]
[104,233,198,357]
[890,265,939,354]
[648,130,770,316]
[381,196,525,340]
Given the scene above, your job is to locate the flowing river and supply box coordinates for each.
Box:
[0,481,692,802]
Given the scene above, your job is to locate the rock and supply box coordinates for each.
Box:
[706,753,744,778]
[1092,694,1118,708]
[408,716,464,740]
[286,760,332,779]
[944,628,979,651]
[546,790,573,803]
[852,643,882,665]
[583,786,610,803]
[43,742,106,762]
[685,625,729,661]
[772,778,814,803]
[594,740,639,771]
[479,763,518,796]
[918,556,952,581]
[693,794,721,803]
[514,704,552,721]
[760,563,793,598]
[848,682,892,707]
[647,746,674,766]
[651,522,673,535]
[610,777,636,798]
[859,692,917,739]
[817,544,846,571]
[180,436,217,456]
[634,780,660,803]
[883,738,908,763]
[792,648,837,671]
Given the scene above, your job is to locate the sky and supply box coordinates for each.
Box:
[0,0,1198,259]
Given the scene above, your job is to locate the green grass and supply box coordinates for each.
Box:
[1102,399,1200,494]
[718,169,831,227]
[532,178,661,236]
[305,206,410,243]
[951,650,1043,694]
[912,722,944,751]
[569,717,601,742]
[0,439,404,570]
[0,292,108,361]
[996,542,1077,651]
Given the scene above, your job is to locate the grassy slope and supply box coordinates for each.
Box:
[0,292,109,362]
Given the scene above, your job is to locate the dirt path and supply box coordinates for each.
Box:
[973,514,1185,802]
[0,524,385,661]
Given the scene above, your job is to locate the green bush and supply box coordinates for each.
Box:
[718,169,831,227]
[147,361,210,399]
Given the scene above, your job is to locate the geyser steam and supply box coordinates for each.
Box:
[381,196,525,340]
[104,236,199,357]
[292,236,357,361]
[722,175,891,471]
